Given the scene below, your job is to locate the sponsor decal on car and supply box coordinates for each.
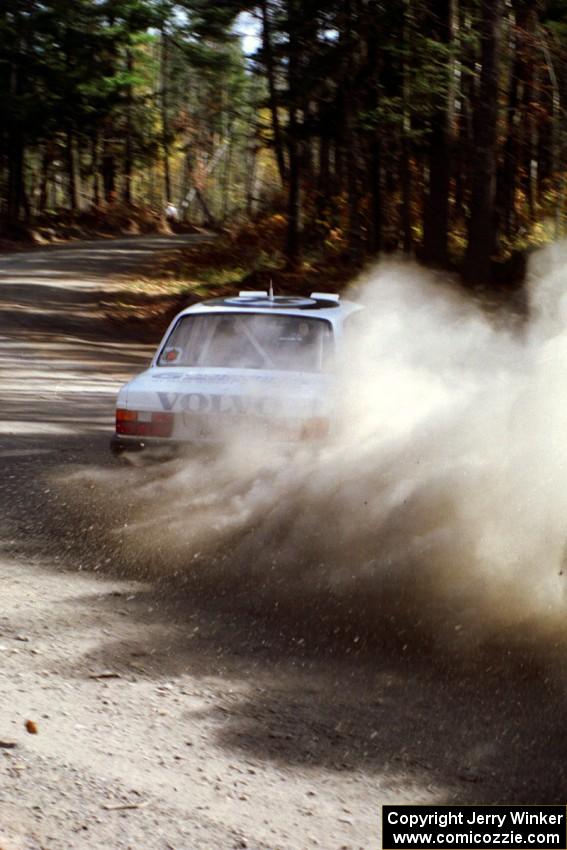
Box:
[156,392,322,418]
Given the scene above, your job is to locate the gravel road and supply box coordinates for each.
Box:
[1,235,566,850]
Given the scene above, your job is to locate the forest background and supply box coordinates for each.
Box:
[2,0,567,288]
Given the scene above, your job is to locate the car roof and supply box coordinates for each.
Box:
[175,291,362,323]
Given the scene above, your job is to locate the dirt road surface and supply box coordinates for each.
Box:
[1,235,566,850]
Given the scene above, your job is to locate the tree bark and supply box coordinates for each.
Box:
[454,3,475,226]
[123,48,134,206]
[6,59,26,223]
[260,0,287,186]
[365,0,382,254]
[221,130,234,219]
[399,0,413,254]
[39,146,51,213]
[195,187,215,226]
[161,30,172,203]
[7,140,26,223]
[400,135,412,254]
[343,0,363,261]
[102,135,116,203]
[285,0,301,269]
[245,146,257,217]
[500,10,521,240]
[525,64,539,221]
[463,0,503,286]
[66,129,79,212]
[92,132,100,208]
[368,140,382,254]
[317,126,330,210]
[422,0,456,266]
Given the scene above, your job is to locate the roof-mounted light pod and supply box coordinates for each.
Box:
[310,292,340,302]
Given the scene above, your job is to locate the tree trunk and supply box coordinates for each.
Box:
[453,3,474,226]
[318,128,330,196]
[345,112,362,258]
[343,0,363,261]
[538,24,563,236]
[400,135,412,254]
[102,136,116,203]
[245,146,257,217]
[39,147,51,213]
[399,0,413,254]
[123,48,134,206]
[260,0,287,186]
[6,59,26,223]
[161,30,172,203]
[500,14,521,240]
[286,111,301,266]
[92,132,100,208]
[525,64,539,222]
[368,141,382,254]
[7,141,26,223]
[66,129,79,212]
[285,0,301,269]
[195,188,215,227]
[422,0,456,266]
[221,131,235,219]
[365,1,383,255]
[333,131,344,195]
[463,0,503,286]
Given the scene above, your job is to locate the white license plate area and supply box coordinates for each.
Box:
[176,414,300,442]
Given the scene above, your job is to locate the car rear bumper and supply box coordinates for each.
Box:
[110,416,331,455]
[110,434,184,455]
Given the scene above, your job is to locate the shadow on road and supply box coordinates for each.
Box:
[4,428,567,808]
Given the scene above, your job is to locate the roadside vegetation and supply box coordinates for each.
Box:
[102,211,357,338]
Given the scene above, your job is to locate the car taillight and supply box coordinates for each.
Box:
[300,417,330,440]
[115,409,174,438]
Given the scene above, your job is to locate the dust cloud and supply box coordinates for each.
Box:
[68,245,567,652]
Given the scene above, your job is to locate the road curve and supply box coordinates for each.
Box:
[0,234,393,850]
[0,234,203,442]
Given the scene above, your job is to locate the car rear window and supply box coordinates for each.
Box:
[158,313,333,373]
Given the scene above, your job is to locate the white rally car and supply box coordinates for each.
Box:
[110,290,362,454]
